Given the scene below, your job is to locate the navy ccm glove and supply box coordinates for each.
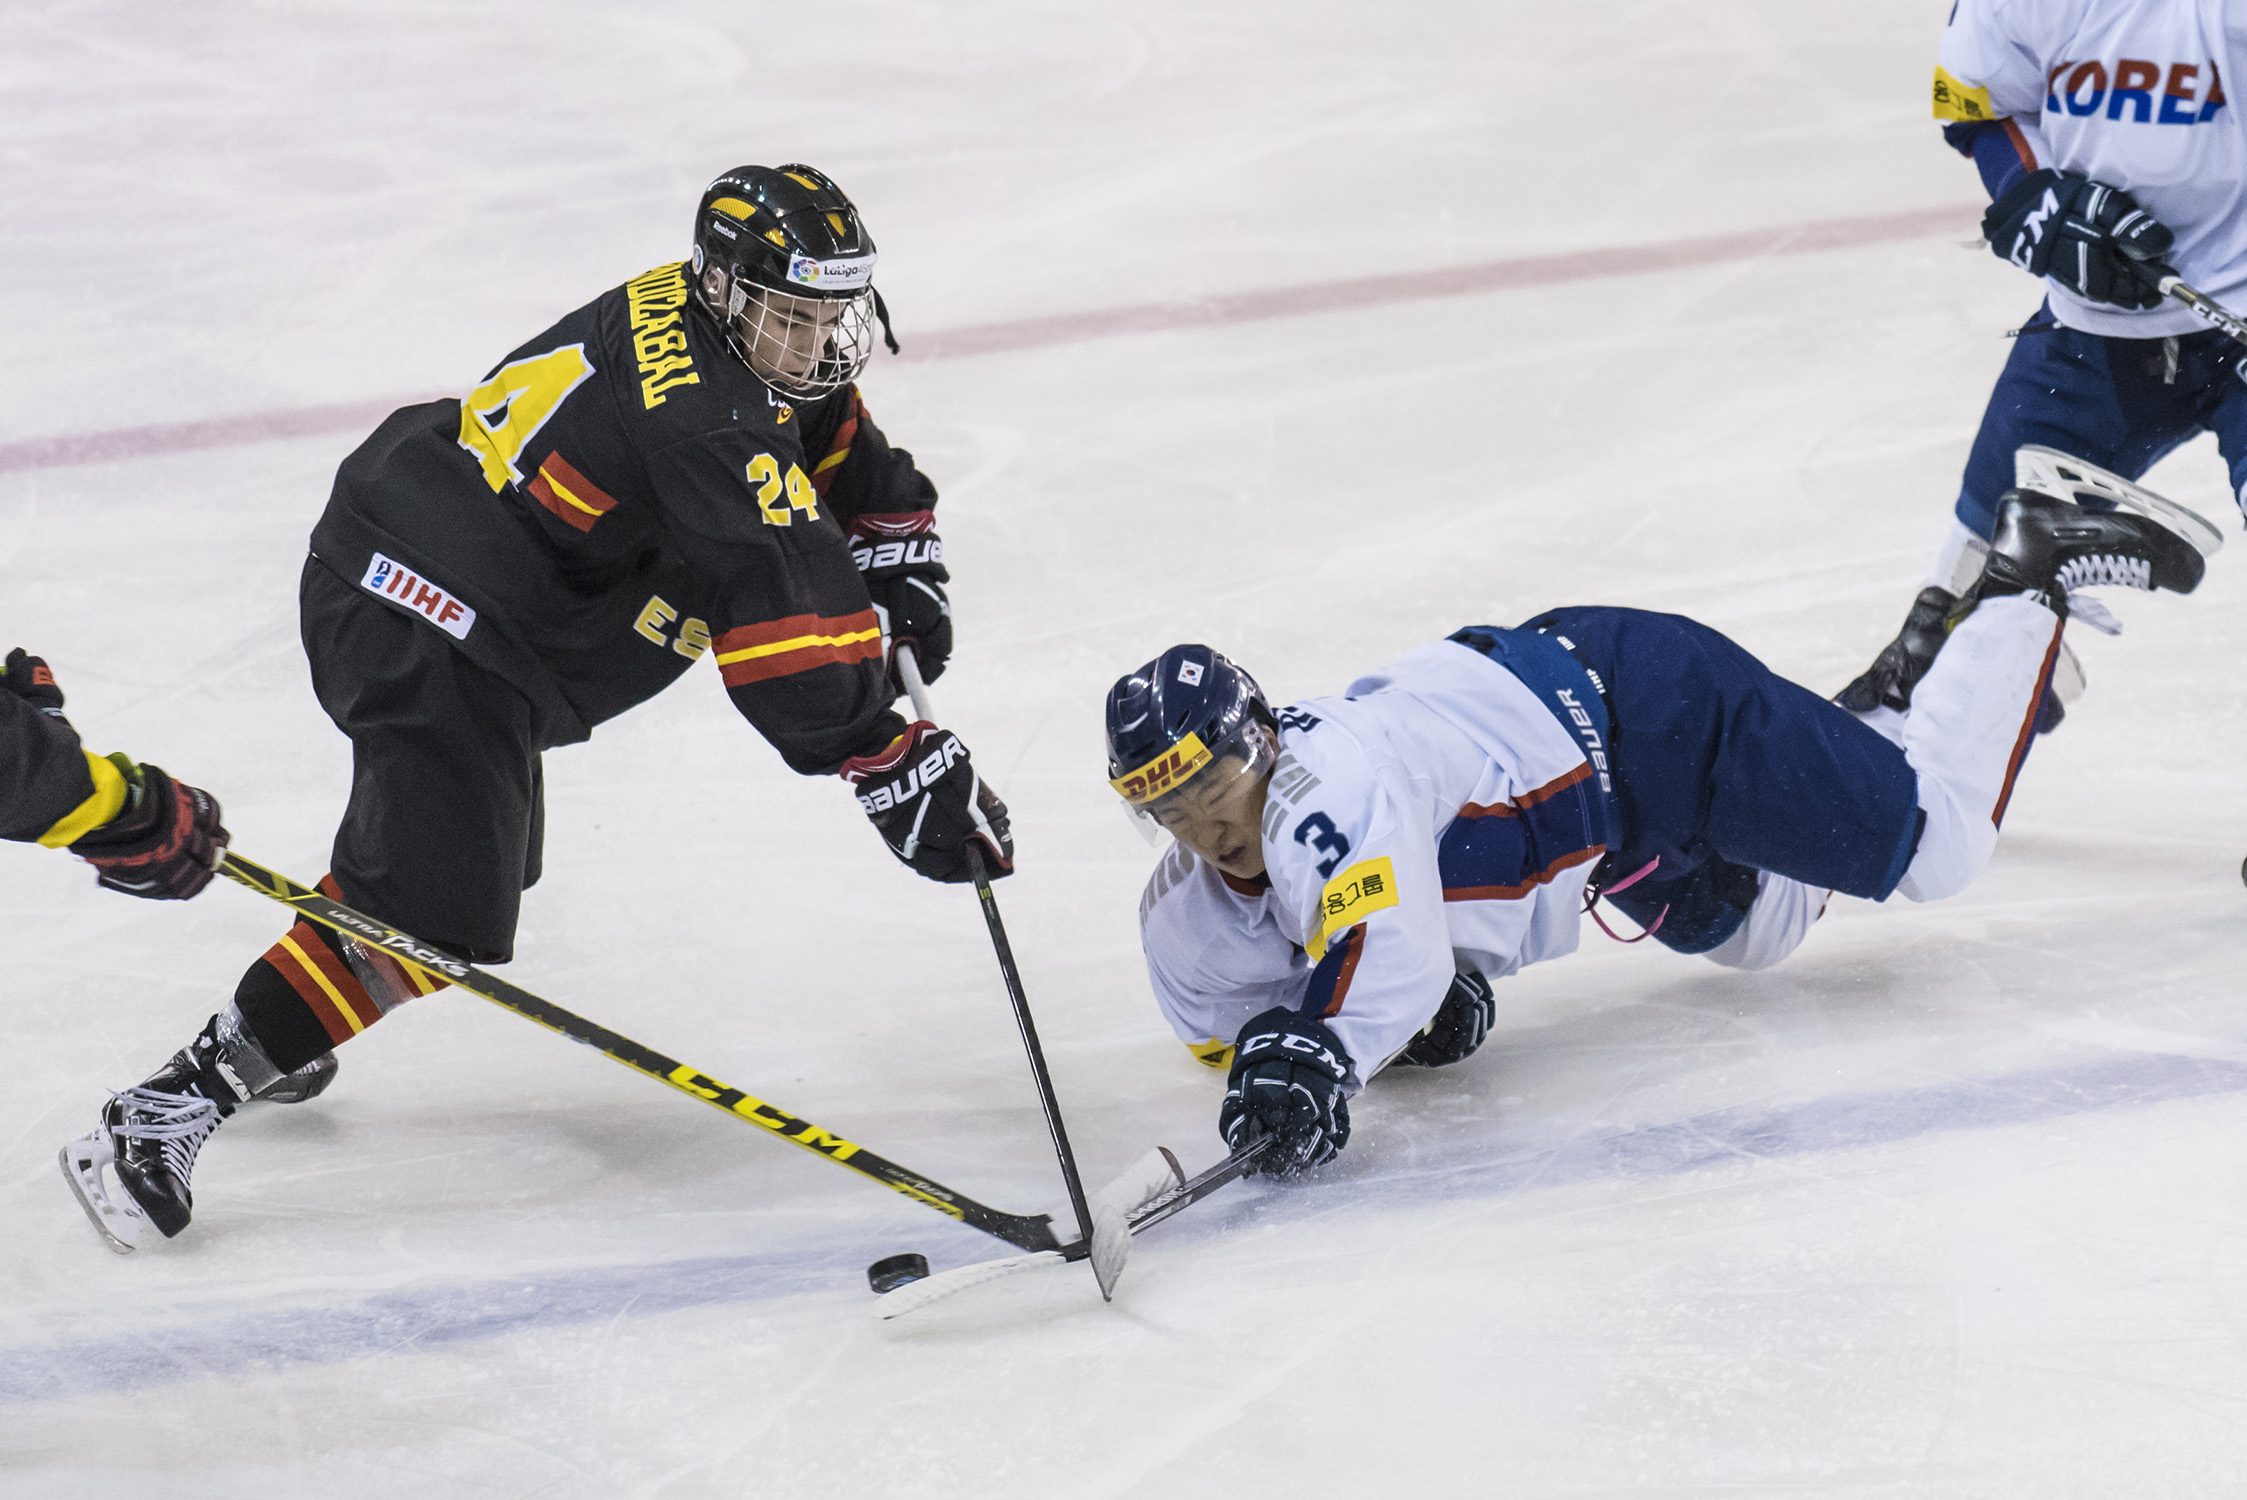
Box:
[1220,1006,1354,1177]
[1984,170,2174,310]
[1394,967,1495,1069]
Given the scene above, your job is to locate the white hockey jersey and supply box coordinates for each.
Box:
[1935,0,2247,337]
[1137,638,1609,1085]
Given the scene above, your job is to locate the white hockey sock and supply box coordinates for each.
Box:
[1927,516,1992,597]
[1895,594,2065,903]
[1705,873,1831,972]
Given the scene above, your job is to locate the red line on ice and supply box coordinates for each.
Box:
[0,203,1978,477]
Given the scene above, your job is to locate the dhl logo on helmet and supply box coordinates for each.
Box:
[1110,732,1214,807]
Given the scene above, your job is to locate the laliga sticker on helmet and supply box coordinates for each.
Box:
[786,251,876,289]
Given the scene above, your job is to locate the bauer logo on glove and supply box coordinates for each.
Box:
[839,722,1013,883]
[849,728,968,814]
[851,536,942,574]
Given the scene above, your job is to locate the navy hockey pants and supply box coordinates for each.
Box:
[1955,306,2247,535]
[1523,607,1923,952]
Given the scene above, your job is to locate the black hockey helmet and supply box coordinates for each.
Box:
[1105,645,1276,824]
[690,164,892,399]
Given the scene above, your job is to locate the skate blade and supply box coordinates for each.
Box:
[58,1131,152,1255]
[2014,446,2225,560]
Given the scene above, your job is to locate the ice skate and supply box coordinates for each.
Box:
[1836,585,1960,716]
[58,1010,310,1253]
[60,1083,224,1253]
[1840,584,2087,730]
[2010,445,2225,565]
[1973,477,2212,615]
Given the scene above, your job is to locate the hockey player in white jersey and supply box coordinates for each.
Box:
[1841,0,2247,721]
[1116,471,2211,1176]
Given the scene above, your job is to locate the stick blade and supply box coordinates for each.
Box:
[872,1250,1065,1321]
[1084,1146,1185,1299]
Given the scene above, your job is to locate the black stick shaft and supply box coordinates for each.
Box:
[2146,268,2247,346]
[216,851,1060,1253]
[967,842,1104,1265]
[894,647,1105,1278]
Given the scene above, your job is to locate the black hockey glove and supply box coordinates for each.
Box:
[1220,1006,1354,1177]
[1394,967,1495,1069]
[1983,170,2173,310]
[2,647,69,721]
[71,760,228,900]
[839,721,1012,884]
[851,512,953,684]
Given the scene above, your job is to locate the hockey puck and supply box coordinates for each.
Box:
[867,1252,931,1295]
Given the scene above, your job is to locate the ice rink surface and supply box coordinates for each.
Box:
[5,2,2247,1495]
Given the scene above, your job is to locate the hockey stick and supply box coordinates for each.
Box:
[878,1039,1424,1317]
[2133,264,2247,348]
[214,851,1067,1254]
[894,649,1125,1298]
[873,1139,1270,1320]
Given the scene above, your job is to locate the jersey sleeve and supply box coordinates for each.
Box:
[1942,118,2042,197]
[1935,0,2051,123]
[0,695,125,846]
[647,433,906,775]
[1138,842,1308,1070]
[799,387,939,532]
[1262,746,1463,1086]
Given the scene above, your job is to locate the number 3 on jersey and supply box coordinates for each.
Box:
[747,453,820,526]
[458,344,596,491]
[1293,812,1352,879]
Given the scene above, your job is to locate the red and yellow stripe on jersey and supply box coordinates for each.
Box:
[808,389,865,500]
[712,609,883,687]
[527,451,620,533]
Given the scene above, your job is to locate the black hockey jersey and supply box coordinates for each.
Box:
[309,261,936,772]
[0,693,120,846]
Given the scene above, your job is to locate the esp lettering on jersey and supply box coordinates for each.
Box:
[360,553,476,641]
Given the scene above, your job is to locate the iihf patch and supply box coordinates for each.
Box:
[360,552,476,641]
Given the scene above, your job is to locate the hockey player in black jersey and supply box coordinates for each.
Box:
[60,164,1013,1252]
[2,647,228,899]
[7,648,341,1119]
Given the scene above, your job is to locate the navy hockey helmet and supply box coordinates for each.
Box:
[690,164,891,399]
[1104,645,1276,822]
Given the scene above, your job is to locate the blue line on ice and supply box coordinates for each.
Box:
[4,1048,2241,1404]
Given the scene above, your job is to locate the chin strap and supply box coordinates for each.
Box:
[872,288,901,355]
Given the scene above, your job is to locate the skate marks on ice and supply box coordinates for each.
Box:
[0,202,1978,479]
[5,1042,2244,1406]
